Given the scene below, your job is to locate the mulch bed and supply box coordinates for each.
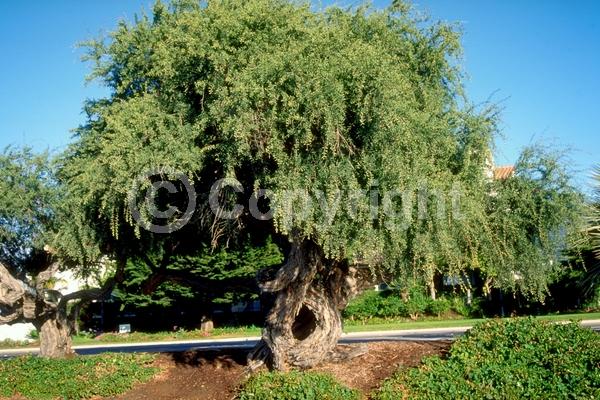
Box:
[106,341,451,400]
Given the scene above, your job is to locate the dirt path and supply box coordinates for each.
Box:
[106,341,450,400]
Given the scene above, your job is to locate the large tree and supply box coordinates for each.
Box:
[60,0,581,370]
[479,147,583,300]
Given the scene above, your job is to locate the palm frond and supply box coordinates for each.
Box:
[590,166,600,260]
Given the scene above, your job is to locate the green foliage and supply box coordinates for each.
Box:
[578,166,600,294]
[0,353,158,399]
[27,329,39,340]
[238,371,360,400]
[0,145,105,286]
[344,290,402,320]
[73,325,261,344]
[481,146,585,300]
[585,167,600,260]
[343,290,469,320]
[0,339,31,348]
[116,236,282,308]
[375,318,600,399]
[426,296,452,316]
[449,295,483,318]
[582,286,600,310]
[404,290,430,318]
[58,0,585,311]
[0,147,58,270]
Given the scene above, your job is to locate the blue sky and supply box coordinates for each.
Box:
[0,1,598,190]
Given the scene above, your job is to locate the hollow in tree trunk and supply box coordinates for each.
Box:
[248,239,361,371]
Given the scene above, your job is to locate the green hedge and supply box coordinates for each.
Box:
[0,353,158,399]
[375,318,600,399]
[343,289,476,321]
[238,371,360,400]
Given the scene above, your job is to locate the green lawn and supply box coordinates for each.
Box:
[343,311,600,333]
[2,311,599,349]
[71,325,263,345]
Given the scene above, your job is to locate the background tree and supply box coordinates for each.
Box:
[61,0,583,370]
[0,147,113,357]
[577,166,600,299]
[480,146,583,301]
[114,238,282,330]
[431,145,584,307]
[586,167,600,260]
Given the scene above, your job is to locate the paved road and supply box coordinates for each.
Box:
[2,320,599,358]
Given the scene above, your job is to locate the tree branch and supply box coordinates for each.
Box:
[58,258,126,310]
[257,238,307,293]
[0,312,21,324]
[0,262,26,308]
[34,262,60,292]
[140,270,257,295]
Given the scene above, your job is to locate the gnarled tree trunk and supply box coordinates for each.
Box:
[1,259,120,358]
[34,310,74,358]
[0,261,75,357]
[247,239,361,371]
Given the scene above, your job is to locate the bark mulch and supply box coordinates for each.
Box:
[105,340,451,400]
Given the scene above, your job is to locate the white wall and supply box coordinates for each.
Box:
[0,323,34,341]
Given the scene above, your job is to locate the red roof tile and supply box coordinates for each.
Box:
[493,165,515,180]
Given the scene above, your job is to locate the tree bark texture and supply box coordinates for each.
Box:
[0,261,75,357]
[0,260,118,358]
[247,239,360,371]
[34,310,74,358]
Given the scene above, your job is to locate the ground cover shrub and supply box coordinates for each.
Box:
[375,317,600,399]
[404,290,430,319]
[0,353,158,399]
[26,329,39,340]
[238,371,360,400]
[343,290,390,320]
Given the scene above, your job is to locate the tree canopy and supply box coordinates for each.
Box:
[60,0,583,301]
[63,0,485,274]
